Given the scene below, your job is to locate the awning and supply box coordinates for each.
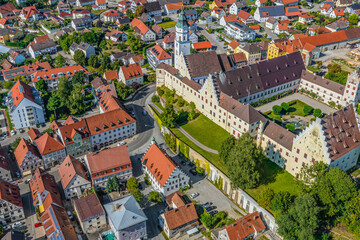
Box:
[186,227,199,235]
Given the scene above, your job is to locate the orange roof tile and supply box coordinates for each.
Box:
[237,10,250,20]
[148,44,171,60]
[223,212,266,239]
[232,52,247,63]
[103,9,121,17]
[130,18,149,35]
[163,203,198,230]
[165,2,183,11]
[142,144,177,187]
[223,14,237,23]
[34,35,50,44]
[35,133,65,155]
[132,54,144,63]
[104,70,119,81]
[8,80,36,108]
[192,41,212,49]
[14,138,41,167]
[228,40,240,49]
[321,3,332,11]
[333,8,345,16]
[120,63,143,80]
[282,0,298,4]
[299,13,314,18]
[58,119,89,146]
[277,23,288,31]
[250,24,260,30]
[27,128,41,141]
[58,155,90,189]
[214,0,236,7]
[32,65,87,83]
[299,30,348,47]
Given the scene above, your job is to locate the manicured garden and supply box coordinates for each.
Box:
[265,100,314,119]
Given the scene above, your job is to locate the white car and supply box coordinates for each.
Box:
[11,222,23,228]
[11,130,16,135]
[3,225,11,231]
[117,142,126,146]
[190,192,199,199]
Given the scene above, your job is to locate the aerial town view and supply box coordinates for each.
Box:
[0,0,359,239]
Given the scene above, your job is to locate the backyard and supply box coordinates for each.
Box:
[158,21,177,29]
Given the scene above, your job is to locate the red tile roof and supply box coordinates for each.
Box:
[41,204,77,240]
[14,138,41,167]
[1,59,12,70]
[58,119,89,146]
[165,2,183,11]
[85,145,131,178]
[299,13,314,18]
[222,212,266,239]
[165,191,185,207]
[29,168,63,209]
[163,203,198,230]
[130,18,149,35]
[232,52,247,63]
[237,10,250,20]
[0,178,22,207]
[321,3,332,11]
[332,8,345,16]
[214,0,236,7]
[8,80,36,108]
[132,54,144,63]
[148,44,171,60]
[35,133,65,155]
[163,32,175,44]
[2,61,52,81]
[250,24,260,30]
[74,193,104,221]
[32,65,87,83]
[192,41,212,49]
[222,14,237,23]
[34,35,50,44]
[285,6,301,17]
[228,40,240,49]
[299,30,348,47]
[282,0,298,4]
[120,63,143,80]
[103,9,121,17]
[104,70,119,81]
[28,128,41,141]
[58,155,90,189]
[142,144,177,187]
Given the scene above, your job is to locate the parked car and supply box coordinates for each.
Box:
[10,130,16,135]
[117,142,126,146]
[3,225,11,231]
[142,110,147,115]
[202,202,212,208]
[190,192,199,199]
[206,206,216,212]
[209,210,218,215]
[34,222,42,228]
[11,222,23,229]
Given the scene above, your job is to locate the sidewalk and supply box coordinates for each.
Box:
[255,93,335,115]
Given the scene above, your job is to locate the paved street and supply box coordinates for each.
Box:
[200,29,226,54]
[256,92,336,115]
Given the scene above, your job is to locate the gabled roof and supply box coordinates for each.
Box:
[192,41,212,49]
[258,5,285,17]
[35,133,65,155]
[58,119,89,146]
[104,70,119,81]
[32,65,87,83]
[14,138,41,167]
[228,40,240,49]
[222,14,237,23]
[120,63,143,80]
[222,212,266,239]
[163,203,198,230]
[285,6,301,16]
[130,18,150,35]
[104,195,147,231]
[58,155,90,189]
[74,193,104,221]
[0,178,22,207]
[103,9,121,17]
[214,0,236,7]
[152,24,163,34]
[165,2,183,10]
[263,121,295,150]
[299,30,348,47]
[142,144,178,187]
[163,32,175,43]
[8,80,36,109]
[148,44,171,60]
[143,1,161,12]
[237,10,250,20]
[282,0,298,4]
[321,3,332,11]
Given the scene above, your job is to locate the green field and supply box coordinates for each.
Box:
[159,21,177,29]
[181,114,230,151]
[246,160,302,202]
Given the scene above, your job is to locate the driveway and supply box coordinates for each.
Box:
[256,92,335,115]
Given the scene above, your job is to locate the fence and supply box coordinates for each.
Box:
[149,105,278,233]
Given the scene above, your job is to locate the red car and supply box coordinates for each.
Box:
[34,223,42,228]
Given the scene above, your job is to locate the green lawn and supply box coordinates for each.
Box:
[246,160,302,202]
[350,168,360,177]
[246,0,255,4]
[159,21,177,29]
[181,114,230,151]
[171,127,228,174]
[265,100,311,120]
[5,109,12,131]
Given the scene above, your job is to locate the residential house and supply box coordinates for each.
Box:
[139,13,153,23]
[152,24,164,39]
[2,61,51,81]
[164,2,182,15]
[199,12,212,23]
[84,145,133,190]
[210,0,236,10]
[130,18,156,42]
[104,196,147,240]
[162,32,175,49]
[326,21,348,32]
[115,15,130,25]
[57,1,71,14]
[28,128,41,143]
[184,9,198,20]
[298,13,314,23]
[321,3,333,15]
[5,80,45,130]
[0,28,22,43]
[211,7,226,19]
[0,17,10,28]
[58,155,91,199]
[29,168,63,213]
[76,0,96,7]
[219,14,237,27]
[237,10,254,24]
[74,194,106,234]
[69,42,95,58]
[105,29,127,42]
[71,17,93,31]
[118,63,144,86]
[229,1,248,15]
[57,119,91,158]
[225,21,256,41]
[101,9,122,22]
[278,0,299,5]
[238,43,261,64]
[34,133,66,169]
[0,3,17,20]
[103,70,119,81]
[86,108,136,149]
[142,143,190,196]
[118,0,132,13]
[93,0,107,10]
[0,146,11,182]
[159,192,199,238]
[231,52,248,67]
[146,44,172,69]
[266,38,302,59]
[274,22,289,35]
[28,40,57,59]
[143,2,162,16]
[330,8,345,18]
[192,41,212,52]
[41,204,77,240]
[8,51,25,66]
[72,9,91,18]
[130,54,145,65]
[254,5,285,22]
[32,65,88,91]
[19,6,40,22]
[285,6,301,18]
[212,212,266,240]
[345,3,360,14]
[0,179,24,225]
[227,40,240,53]
[336,0,352,7]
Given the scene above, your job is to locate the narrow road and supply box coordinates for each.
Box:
[200,29,226,54]
[150,103,219,154]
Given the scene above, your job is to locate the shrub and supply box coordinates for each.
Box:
[313,108,322,118]
[157,88,164,96]
[303,105,313,115]
[196,167,205,176]
[285,123,295,132]
[149,191,162,203]
[273,105,282,115]
[281,102,290,112]
[258,188,275,209]
[189,101,196,110]
[152,95,160,103]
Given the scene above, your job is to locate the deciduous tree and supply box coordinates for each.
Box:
[161,104,177,128]
[73,50,86,66]
[47,94,61,118]
[149,191,162,203]
[54,54,66,67]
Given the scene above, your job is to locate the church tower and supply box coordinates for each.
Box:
[174,8,190,68]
